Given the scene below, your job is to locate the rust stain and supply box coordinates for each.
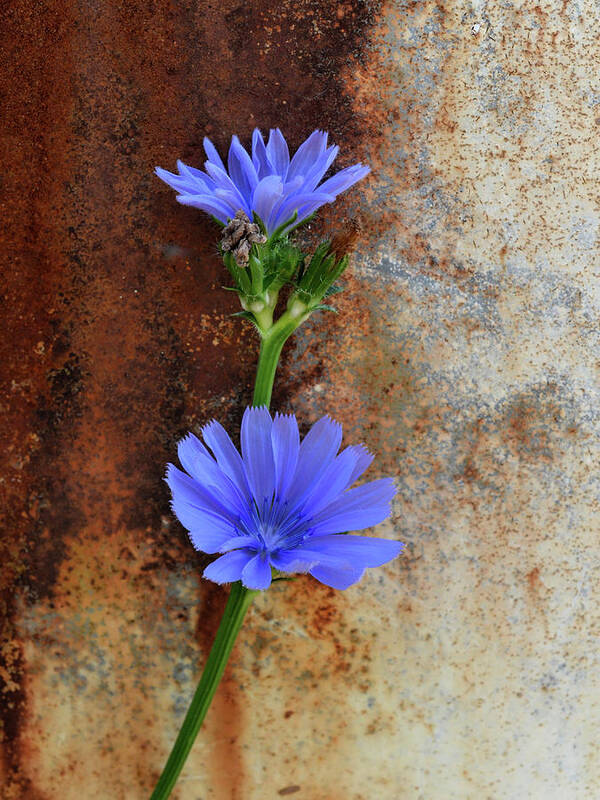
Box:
[1,0,387,796]
[526,566,542,592]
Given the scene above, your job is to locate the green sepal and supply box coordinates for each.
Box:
[248,253,264,295]
[295,257,306,284]
[230,309,261,333]
[311,304,338,314]
[261,238,304,290]
[209,215,226,228]
[262,272,279,291]
[267,211,298,242]
[222,251,252,294]
[252,211,267,235]
[290,287,312,305]
[293,241,350,306]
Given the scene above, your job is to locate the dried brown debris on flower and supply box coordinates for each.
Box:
[329,219,361,259]
[220,210,267,267]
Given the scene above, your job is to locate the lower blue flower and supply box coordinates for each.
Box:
[166,407,403,590]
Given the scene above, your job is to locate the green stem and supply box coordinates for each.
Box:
[253,310,305,407]
[150,583,257,799]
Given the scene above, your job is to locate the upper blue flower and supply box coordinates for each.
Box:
[166,407,403,591]
[156,129,370,237]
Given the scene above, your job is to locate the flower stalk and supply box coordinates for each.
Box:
[150,582,258,800]
[253,309,306,407]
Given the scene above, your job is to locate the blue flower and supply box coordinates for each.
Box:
[156,129,370,237]
[166,407,403,591]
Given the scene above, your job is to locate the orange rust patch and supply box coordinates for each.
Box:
[527,566,542,592]
[1,0,387,793]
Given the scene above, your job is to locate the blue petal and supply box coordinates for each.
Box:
[286,416,342,508]
[347,445,374,485]
[299,445,368,517]
[170,496,232,536]
[262,176,303,231]
[251,128,273,179]
[203,550,255,584]
[271,413,300,500]
[203,136,226,171]
[274,545,368,589]
[240,406,275,504]
[266,128,290,178]
[204,162,251,215]
[155,166,196,194]
[175,193,235,223]
[316,163,371,198]
[202,420,252,502]
[219,535,260,552]
[177,432,218,478]
[270,192,334,232]
[310,478,396,534]
[166,469,238,541]
[166,464,234,521]
[176,160,216,192]
[269,549,317,573]
[241,553,272,590]
[270,547,348,573]
[309,563,365,590]
[298,535,403,567]
[186,526,238,554]
[282,175,304,195]
[177,433,246,514]
[227,135,258,206]
[304,145,339,191]
[252,176,284,226]
[214,188,250,214]
[287,130,328,182]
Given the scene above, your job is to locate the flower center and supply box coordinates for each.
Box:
[252,496,310,552]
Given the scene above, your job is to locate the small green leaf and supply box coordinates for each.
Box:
[262,273,278,291]
[230,310,261,332]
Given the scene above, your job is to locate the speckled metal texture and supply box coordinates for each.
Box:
[1,1,599,798]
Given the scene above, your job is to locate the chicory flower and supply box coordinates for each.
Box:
[156,129,370,237]
[166,407,402,590]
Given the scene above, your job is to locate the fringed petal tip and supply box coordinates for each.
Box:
[164,462,176,483]
[203,550,254,584]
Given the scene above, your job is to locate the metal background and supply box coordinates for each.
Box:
[2,1,598,797]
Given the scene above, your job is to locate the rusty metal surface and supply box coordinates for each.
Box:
[1,1,599,798]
